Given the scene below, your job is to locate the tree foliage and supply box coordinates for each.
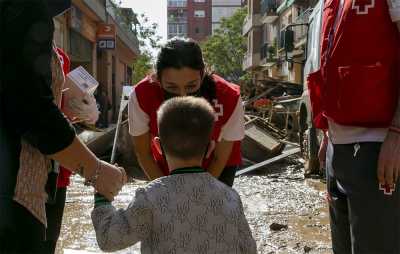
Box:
[132,50,153,84]
[131,14,161,84]
[111,1,161,84]
[201,7,247,83]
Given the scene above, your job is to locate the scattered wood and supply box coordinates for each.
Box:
[242,121,285,163]
[236,148,301,176]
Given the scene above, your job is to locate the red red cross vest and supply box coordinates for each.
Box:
[56,47,73,188]
[308,0,400,129]
[134,74,242,175]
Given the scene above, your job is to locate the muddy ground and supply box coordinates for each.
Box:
[56,156,332,254]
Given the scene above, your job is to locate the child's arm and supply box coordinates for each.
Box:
[91,188,152,252]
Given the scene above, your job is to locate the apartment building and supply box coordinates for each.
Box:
[243,0,317,86]
[212,0,242,33]
[167,0,243,41]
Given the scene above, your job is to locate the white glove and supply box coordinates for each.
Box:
[68,93,100,124]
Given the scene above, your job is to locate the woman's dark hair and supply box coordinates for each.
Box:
[156,37,204,79]
[156,37,216,101]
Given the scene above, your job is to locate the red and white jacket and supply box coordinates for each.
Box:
[128,74,245,176]
[308,0,400,130]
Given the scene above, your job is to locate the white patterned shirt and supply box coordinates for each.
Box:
[91,172,257,254]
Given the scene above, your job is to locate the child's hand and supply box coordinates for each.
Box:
[114,163,128,186]
[94,161,125,201]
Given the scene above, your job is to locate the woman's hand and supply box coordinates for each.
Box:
[67,93,100,124]
[93,161,127,201]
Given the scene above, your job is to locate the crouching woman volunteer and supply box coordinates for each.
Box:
[128,38,245,187]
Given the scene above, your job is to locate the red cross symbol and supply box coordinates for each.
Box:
[352,0,375,15]
[212,99,223,122]
[379,183,395,195]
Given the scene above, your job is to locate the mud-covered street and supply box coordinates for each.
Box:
[56,156,332,254]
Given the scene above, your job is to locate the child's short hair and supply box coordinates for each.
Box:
[157,96,215,160]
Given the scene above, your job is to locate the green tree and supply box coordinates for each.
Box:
[132,50,153,84]
[131,13,161,84]
[111,1,161,84]
[201,7,247,83]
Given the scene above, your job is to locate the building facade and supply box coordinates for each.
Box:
[187,0,212,41]
[167,0,242,41]
[243,0,317,87]
[167,0,189,38]
[54,0,140,124]
[212,0,242,33]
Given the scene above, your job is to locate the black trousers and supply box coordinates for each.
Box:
[326,142,400,254]
[0,199,45,254]
[218,166,239,187]
[37,187,67,254]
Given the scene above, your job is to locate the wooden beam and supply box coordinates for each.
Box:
[235,148,301,176]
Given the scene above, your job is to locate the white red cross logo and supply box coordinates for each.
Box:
[213,99,223,122]
[352,0,375,15]
[379,183,395,195]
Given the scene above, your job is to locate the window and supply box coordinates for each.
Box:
[195,27,200,33]
[212,7,239,22]
[167,0,187,7]
[168,24,177,34]
[194,10,205,18]
[168,23,187,37]
[212,0,241,5]
[194,0,206,2]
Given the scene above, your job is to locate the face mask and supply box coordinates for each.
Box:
[162,89,178,101]
[46,0,72,18]
[162,88,202,101]
[188,88,202,98]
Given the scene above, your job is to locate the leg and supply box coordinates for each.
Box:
[218,166,238,187]
[38,187,67,254]
[0,199,45,253]
[326,141,352,254]
[333,143,400,254]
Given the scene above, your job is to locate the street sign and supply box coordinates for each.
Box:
[97,24,116,50]
[97,39,115,49]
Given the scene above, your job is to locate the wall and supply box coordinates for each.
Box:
[212,0,242,5]
[187,0,212,41]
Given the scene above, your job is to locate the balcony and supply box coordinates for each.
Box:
[261,0,279,24]
[260,43,278,67]
[242,14,261,35]
[168,0,187,8]
[168,16,188,23]
[293,8,312,46]
[168,33,188,39]
[82,0,107,21]
[106,1,140,54]
[243,52,261,70]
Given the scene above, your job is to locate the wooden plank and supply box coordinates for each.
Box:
[235,148,301,176]
[245,124,282,153]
